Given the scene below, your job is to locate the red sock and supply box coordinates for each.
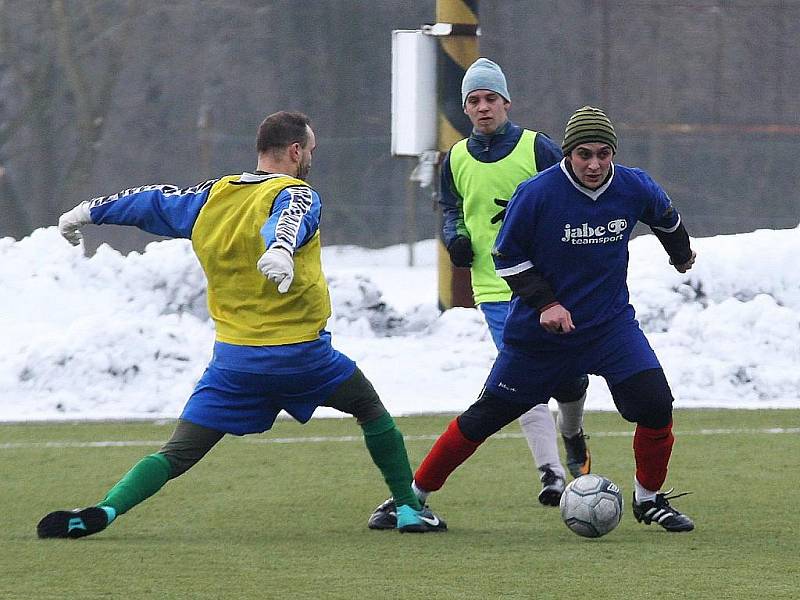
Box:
[414,419,482,492]
[633,421,674,492]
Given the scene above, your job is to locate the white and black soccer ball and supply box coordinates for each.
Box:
[559,474,623,538]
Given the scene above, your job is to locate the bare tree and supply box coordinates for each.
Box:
[51,0,137,203]
[0,0,138,237]
[0,0,46,234]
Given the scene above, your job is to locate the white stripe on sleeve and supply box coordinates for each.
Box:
[651,213,681,233]
[496,260,534,277]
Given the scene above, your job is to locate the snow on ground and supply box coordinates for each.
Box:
[0,225,798,422]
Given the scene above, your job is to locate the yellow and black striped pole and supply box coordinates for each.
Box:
[435,0,479,310]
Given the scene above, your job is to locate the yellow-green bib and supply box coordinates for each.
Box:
[191,175,330,345]
[450,129,539,303]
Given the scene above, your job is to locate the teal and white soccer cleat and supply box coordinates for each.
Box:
[396,504,447,533]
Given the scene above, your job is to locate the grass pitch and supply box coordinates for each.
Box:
[2,409,799,599]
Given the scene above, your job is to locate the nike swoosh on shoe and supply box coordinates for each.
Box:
[419,514,440,527]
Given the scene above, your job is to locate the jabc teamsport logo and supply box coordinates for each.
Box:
[561,219,628,245]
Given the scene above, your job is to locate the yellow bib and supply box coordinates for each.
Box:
[191,175,331,345]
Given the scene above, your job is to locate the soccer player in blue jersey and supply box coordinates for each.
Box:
[368,60,589,532]
[36,111,446,538]
[383,106,696,532]
[439,59,592,502]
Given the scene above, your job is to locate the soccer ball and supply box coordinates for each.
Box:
[559,474,623,538]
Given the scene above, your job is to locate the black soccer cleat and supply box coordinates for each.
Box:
[367,497,397,530]
[537,467,565,506]
[632,490,694,532]
[562,430,591,478]
[37,507,109,539]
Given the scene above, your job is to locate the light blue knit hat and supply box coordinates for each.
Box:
[461,58,510,106]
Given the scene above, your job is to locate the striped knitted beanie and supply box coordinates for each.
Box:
[562,106,617,155]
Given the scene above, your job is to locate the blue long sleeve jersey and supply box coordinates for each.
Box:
[87,172,320,252]
[493,160,683,348]
[86,172,335,373]
[439,120,563,246]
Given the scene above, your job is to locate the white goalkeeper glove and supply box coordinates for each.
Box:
[58,201,92,246]
[257,245,294,293]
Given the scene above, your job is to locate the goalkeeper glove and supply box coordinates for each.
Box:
[58,201,92,246]
[257,245,294,293]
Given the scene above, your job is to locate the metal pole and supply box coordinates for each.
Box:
[197,103,212,178]
[405,157,416,266]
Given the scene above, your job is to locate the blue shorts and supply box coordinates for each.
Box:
[478,301,509,351]
[181,349,356,435]
[484,316,661,407]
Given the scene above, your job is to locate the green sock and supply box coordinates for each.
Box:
[361,413,421,510]
[98,453,172,516]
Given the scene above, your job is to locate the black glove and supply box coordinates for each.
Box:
[447,235,473,268]
[490,198,508,224]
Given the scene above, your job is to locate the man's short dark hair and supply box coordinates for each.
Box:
[256,111,311,155]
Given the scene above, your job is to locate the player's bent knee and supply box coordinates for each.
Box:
[158,419,224,479]
[457,388,534,442]
[350,392,387,424]
[552,374,589,403]
[325,368,386,423]
[159,452,197,479]
[609,369,674,429]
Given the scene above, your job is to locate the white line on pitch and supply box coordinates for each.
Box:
[0,427,797,450]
